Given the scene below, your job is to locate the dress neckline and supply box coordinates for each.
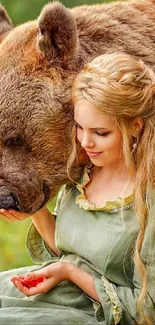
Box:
[76,166,134,212]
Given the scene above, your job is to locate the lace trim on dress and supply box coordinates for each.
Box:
[76,166,134,212]
[101,275,122,324]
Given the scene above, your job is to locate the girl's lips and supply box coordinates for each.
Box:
[86,151,102,157]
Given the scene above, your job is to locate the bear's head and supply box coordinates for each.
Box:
[0,2,87,213]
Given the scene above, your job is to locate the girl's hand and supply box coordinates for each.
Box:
[10,262,72,296]
[0,208,30,222]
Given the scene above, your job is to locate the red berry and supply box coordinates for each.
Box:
[37,277,44,284]
[21,277,44,288]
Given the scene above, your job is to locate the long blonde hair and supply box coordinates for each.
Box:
[69,52,155,324]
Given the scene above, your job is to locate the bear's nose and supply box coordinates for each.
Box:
[0,193,19,211]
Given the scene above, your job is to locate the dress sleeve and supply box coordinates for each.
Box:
[92,219,155,325]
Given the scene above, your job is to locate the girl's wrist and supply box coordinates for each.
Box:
[60,262,76,282]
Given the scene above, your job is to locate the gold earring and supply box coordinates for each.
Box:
[132,137,139,150]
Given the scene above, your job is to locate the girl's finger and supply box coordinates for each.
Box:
[0,211,16,221]
[0,209,28,221]
[0,209,19,219]
[10,274,42,284]
[8,209,30,220]
[14,280,30,295]
[14,279,49,296]
[9,209,28,217]
[0,212,7,220]
[11,274,45,290]
[0,209,18,221]
[0,209,30,221]
[6,209,21,219]
[10,275,25,284]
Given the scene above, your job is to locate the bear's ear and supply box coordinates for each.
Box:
[37,1,78,62]
[0,5,13,42]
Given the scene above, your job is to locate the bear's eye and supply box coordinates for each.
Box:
[5,137,23,147]
[4,137,31,152]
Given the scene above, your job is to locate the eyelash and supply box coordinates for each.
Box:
[96,131,110,137]
[75,123,110,137]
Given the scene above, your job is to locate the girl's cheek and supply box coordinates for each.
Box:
[76,129,83,143]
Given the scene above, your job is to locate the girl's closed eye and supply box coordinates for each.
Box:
[96,131,110,136]
[75,122,111,136]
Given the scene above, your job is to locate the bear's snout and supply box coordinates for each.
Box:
[0,192,19,211]
[0,176,50,213]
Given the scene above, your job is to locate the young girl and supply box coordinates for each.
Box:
[0,52,155,325]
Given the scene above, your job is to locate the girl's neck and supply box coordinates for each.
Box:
[92,161,132,183]
[85,162,135,207]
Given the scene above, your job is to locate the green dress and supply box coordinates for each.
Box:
[0,168,155,325]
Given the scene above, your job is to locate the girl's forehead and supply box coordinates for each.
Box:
[74,99,115,128]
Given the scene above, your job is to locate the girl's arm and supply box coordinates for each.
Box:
[11,261,100,303]
[31,207,60,256]
[67,263,100,302]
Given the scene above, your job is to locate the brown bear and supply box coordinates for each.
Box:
[0,0,155,213]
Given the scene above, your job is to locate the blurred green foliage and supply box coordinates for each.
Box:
[0,199,56,271]
[0,0,112,271]
[0,218,32,271]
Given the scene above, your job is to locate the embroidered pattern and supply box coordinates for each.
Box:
[101,275,122,324]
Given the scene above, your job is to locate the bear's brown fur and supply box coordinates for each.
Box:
[0,0,155,213]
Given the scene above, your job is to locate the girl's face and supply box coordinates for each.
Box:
[74,99,124,168]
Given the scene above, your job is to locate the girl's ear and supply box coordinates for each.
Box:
[132,117,144,136]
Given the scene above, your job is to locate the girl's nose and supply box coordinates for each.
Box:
[81,133,95,149]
